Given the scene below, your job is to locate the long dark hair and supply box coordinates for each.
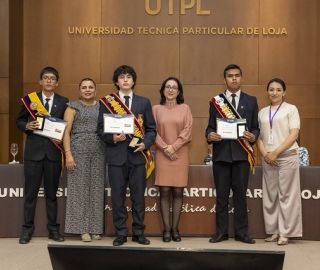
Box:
[159,77,184,105]
[266,78,286,91]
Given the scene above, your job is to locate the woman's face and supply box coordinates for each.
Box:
[164,79,179,102]
[267,82,285,105]
[79,80,96,100]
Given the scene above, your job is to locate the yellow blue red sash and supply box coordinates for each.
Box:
[100,93,154,179]
[21,92,65,158]
[212,93,255,173]
[22,92,50,117]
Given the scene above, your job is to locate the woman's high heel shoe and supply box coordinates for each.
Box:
[171,230,181,242]
[162,230,171,242]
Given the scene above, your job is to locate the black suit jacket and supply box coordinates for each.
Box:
[16,92,69,161]
[205,92,260,162]
[97,93,156,166]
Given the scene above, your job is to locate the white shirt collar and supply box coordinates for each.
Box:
[42,92,54,101]
[119,90,133,100]
[226,89,241,98]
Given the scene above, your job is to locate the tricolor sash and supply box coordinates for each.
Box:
[21,92,65,156]
[100,93,155,179]
[212,93,255,173]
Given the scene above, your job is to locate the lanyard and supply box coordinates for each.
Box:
[269,102,283,131]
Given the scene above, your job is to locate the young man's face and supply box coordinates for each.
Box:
[116,73,134,92]
[223,68,242,93]
[39,72,58,93]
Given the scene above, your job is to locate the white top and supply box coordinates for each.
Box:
[258,102,300,152]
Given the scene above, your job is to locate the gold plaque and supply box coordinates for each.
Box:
[129,137,140,148]
[35,116,45,130]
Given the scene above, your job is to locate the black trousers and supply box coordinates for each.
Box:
[22,156,61,234]
[108,159,146,236]
[213,160,250,235]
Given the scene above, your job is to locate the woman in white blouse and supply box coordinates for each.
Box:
[256,78,302,246]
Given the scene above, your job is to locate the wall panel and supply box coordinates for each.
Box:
[4,0,319,165]
[0,0,9,77]
[23,0,102,83]
[101,0,180,85]
[259,0,317,84]
[180,0,260,85]
[0,115,9,162]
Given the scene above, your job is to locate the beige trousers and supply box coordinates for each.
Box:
[262,149,303,237]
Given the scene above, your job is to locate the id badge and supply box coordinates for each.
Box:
[268,134,274,145]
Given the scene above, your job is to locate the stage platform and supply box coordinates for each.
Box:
[0,236,319,270]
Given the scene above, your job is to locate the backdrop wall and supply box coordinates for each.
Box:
[1,0,320,165]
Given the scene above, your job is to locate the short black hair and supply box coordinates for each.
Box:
[79,78,96,88]
[159,77,184,105]
[40,67,59,81]
[112,65,137,90]
[223,64,242,78]
[266,78,286,91]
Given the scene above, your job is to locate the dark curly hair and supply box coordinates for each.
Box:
[113,65,137,90]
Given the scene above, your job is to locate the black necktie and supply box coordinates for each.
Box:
[44,98,50,112]
[124,96,130,108]
[231,94,236,109]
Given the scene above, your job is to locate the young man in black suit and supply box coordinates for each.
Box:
[205,64,260,244]
[16,67,69,244]
[97,65,156,246]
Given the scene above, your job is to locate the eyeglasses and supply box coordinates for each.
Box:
[42,76,57,81]
[165,85,178,91]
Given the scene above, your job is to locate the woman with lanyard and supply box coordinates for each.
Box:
[256,78,302,246]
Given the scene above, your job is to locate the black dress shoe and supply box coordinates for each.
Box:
[132,234,150,245]
[235,234,255,244]
[162,230,171,242]
[171,230,181,242]
[19,233,31,244]
[48,231,65,242]
[113,235,127,246]
[209,233,229,243]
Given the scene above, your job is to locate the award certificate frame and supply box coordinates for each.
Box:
[104,114,134,134]
[33,116,67,141]
[216,118,247,140]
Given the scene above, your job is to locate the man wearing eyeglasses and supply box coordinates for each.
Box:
[16,66,69,244]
